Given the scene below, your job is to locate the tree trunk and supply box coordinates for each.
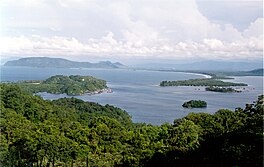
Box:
[46,161,50,167]
[52,157,55,167]
[18,151,22,167]
[40,157,44,167]
[86,156,89,167]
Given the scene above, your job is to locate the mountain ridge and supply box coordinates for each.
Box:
[4,57,127,69]
[134,60,263,71]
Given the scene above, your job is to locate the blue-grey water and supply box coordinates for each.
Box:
[1,66,263,125]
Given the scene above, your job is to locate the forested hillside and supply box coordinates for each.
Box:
[16,75,108,96]
[0,84,263,166]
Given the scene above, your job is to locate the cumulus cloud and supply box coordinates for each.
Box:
[243,18,263,37]
[1,32,262,60]
[1,0,263,61]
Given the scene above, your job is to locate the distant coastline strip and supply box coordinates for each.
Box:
[182,72,212,79]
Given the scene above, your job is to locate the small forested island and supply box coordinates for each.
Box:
[0,84,263,166]
[182,100,207,108]
[205,86,242,93]
[160,78,247,87]
[15,75,111,96]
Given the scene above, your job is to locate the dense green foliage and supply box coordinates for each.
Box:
[182,100,207,108]
[16,75,108,95]
[0,84,263,167]
[51,98,132,127]
[160,78,247,87]
[205,86,241,93]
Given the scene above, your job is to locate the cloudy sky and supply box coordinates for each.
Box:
[0,0,263,63]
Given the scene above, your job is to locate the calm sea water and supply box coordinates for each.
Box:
[1,66,263,125]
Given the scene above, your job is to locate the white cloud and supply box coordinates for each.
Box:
[243,18,263,37]
[1,0,263,61]
[1,31,262,60]
[203,39,224,50]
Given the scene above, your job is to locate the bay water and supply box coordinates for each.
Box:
[1,66,263,125]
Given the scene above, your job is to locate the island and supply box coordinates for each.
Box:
[205,86,242,93]
[16,75,111,96]
[160,78,247,87]
[182,100,207,108]
[0,83,263,166]
[4,57,127,69]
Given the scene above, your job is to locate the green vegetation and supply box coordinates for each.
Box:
[182,100,207,108]
[16,75,109,95]
[160,78,247,87]
[205,86,242,93]
[0,84,263,167]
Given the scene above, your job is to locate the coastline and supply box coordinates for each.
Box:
[187,72,212,79]
[142,69,213,79]
[85,88,113,96]
[177,72,212,79]
[35,88,113,97]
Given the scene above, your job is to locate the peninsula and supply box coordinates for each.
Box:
[160,78,247,87]
[15,75,111,96]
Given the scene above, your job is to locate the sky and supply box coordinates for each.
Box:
[0,0,263,64]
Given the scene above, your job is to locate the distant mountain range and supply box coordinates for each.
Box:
[135,60,263,71]
[4,57,127,69]
[4,57,263,73]
[221,68,264,76]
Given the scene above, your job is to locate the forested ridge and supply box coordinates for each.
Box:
[16,75,108,96]
[160,78,247,87]
[0,84,263,167]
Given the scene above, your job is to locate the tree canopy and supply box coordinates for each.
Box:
[160,78,247,87]
[16,75,108,96]
[182,100,207,108]
[0,83,263,167]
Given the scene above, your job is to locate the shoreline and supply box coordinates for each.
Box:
[35,88,113,97]
[174,71,212,79]
[140,69,213,79]
[184,72,212,79]
[85,88,113,96]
